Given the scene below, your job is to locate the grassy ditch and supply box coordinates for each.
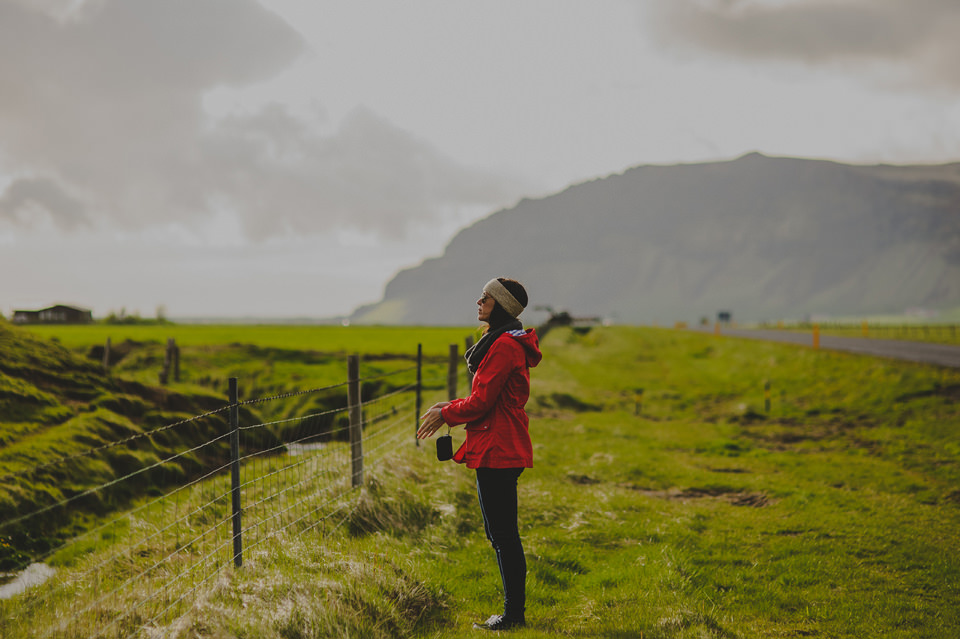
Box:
[3,325,960,637]
[0,320,466,570]
[0,320,250,568]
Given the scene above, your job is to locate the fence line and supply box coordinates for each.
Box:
[759,321,960,343]
[0,342,465,638]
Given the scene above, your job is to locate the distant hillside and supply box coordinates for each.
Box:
[352,153,960,325]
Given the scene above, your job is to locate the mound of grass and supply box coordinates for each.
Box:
[346,470,442,538]
[200,536,446,639]
[0,320,265,568]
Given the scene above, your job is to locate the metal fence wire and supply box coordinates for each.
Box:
[0,345,460,638]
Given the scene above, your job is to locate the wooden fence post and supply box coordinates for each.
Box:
[348,355,363,488]
[173,340,180,382]
[102,338,111,372]
[160,338,176,385]
[229,377,242,568]
[415,344,422,446]
[159,341,169,385]
[812,324,820,350]
[447,344,458,401]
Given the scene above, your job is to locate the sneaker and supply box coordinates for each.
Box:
[473,614,526,631]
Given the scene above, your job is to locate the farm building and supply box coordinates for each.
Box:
[12,305,94,324]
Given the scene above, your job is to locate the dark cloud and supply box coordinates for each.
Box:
[0,176,89,228]
[647,0,960,91]
[0,0,526,237]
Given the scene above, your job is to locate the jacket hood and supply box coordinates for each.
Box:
[505,328,542,367]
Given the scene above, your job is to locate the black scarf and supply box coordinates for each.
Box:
[465,319,523,375]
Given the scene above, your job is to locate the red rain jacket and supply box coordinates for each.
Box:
[441,328,542,469]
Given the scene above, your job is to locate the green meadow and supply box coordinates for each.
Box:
[23,323,476,355]
[817,323,960,345]
[765,321,960,346]
[3,323,959,637]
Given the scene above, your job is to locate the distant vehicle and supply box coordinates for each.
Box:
[535,305,601,333]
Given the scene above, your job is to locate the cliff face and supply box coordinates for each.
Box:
[352,153,960,325]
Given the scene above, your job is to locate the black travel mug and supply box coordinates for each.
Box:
[436,434,453,461]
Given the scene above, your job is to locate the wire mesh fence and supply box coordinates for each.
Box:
[0,343,466,638]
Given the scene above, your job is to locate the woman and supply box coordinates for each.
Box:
[417,277,541,632]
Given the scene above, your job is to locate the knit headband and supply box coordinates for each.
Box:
[483,278,525,318]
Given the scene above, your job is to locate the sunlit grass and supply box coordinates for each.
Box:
[22,324,478,356]
[411,327,960,637]
[3,325,959,637]
[765,322,960,345]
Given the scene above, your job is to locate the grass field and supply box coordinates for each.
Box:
[407,326,960,637]
[764,322,960,346]
[22,323,479,356]
[3,324,959,637]
[21,322,479,415]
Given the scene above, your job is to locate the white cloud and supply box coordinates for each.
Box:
[0,176,89,229]
[0,0,528,239]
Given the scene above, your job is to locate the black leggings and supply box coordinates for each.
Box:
[475,467,526,620]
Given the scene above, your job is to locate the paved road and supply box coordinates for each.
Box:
[711,328,960,369]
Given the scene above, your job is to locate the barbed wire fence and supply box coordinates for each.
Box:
[0,342,472,638]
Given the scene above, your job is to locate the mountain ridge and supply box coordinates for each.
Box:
[352,153,960,325]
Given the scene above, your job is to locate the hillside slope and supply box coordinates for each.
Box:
[352,153,960,325]
[0,319,242,566]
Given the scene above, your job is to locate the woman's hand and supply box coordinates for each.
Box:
[417,402,450,439]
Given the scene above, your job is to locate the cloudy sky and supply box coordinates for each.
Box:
[2,0,959,320]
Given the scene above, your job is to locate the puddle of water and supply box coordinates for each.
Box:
[0,563,55,599]
[285,442,326,456]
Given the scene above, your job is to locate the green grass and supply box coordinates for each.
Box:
[22,323,478,356]
[408,326,960,637]
[20,321,479,423]
[762,322,960,345]
[20,322,481,409]
[3,325,960,637]
[1,319,475,567]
